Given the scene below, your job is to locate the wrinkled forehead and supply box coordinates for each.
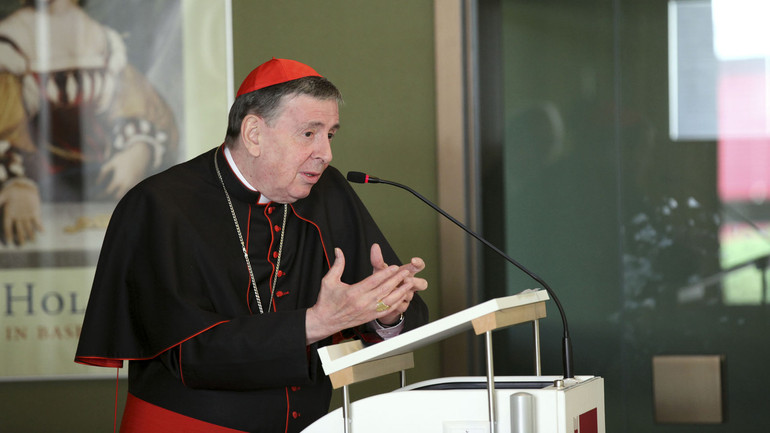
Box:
[269,93,340,126]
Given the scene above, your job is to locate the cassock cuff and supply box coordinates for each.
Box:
[368,314,405,340]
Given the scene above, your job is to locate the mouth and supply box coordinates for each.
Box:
[301,170,323,182]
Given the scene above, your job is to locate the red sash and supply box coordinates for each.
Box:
[120,393,247,433]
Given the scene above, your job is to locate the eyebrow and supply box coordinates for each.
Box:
[304,121,341,131]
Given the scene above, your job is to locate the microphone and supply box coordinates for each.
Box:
[347,170,574,379]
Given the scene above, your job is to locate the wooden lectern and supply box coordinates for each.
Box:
[304,289,605,433]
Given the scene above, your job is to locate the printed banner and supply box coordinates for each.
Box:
[3,266,99,378]
[0,0,230,380]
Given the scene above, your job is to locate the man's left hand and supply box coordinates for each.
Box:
[369,243,428,325]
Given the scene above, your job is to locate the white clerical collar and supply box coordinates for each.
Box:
[224,146,271,204]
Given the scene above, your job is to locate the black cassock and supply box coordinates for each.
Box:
[75,146,429,432]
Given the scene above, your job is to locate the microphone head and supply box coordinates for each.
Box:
[347,171,370,183]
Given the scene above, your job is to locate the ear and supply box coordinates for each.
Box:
[240,114,262,157]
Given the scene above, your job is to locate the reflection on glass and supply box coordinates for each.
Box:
[670,0,770,305]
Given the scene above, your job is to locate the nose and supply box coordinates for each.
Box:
[315,135,333,164]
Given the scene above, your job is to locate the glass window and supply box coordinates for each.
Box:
[477,0,770,430]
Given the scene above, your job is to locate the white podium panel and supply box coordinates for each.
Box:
[318,290,549,388]
[304,376,605,433]
[312,290,606,433]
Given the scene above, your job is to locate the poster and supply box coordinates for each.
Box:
[0,0,231,379]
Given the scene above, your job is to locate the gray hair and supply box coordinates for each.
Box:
[224,76,342,143]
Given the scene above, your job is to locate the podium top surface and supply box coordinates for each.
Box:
[318,289,549,375]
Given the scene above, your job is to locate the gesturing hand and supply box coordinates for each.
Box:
[305,247,417,344]
[368,243,427,325]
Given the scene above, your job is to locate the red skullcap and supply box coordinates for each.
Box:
[236,58,322,97]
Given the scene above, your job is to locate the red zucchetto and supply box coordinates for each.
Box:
[236,58,322,97]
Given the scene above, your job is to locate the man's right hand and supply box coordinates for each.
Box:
[305,247,411,345]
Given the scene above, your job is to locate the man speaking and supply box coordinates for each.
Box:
[75,58,429,432]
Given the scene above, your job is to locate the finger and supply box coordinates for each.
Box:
[377,277,425,315]
[113,184,129,199]
[380,289,413,310]
[370,243,387,272]
[410,257,426,272]
[388,277,426,303]
[376,291,412,323]
[95,164,109,186]
[409,276,428,293]
[13,219,26,245]
[358,266,402,302]
[400,257,426,275]
[373,268,411,301]
[326,248,346,281]
[103,178,120,198]
[20,218,34,243]
[32,216,44,232]
[3,215,12,245]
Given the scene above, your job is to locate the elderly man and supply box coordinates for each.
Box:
[75,58,429,433]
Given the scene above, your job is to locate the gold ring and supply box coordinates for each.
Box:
[375,300,390,312]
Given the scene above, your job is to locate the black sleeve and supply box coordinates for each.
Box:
[157,310,322,390]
